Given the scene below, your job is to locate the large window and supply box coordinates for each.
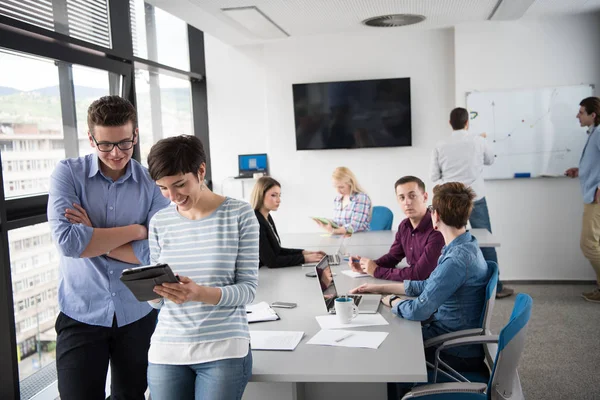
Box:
[135,70,193,164]
[72,65,113,157]
[0,50,64,199]
[130,0,190,71]
[0,1,205,398]
[9,223,59,381]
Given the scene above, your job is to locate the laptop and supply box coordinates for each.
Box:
[236,154,268,179]
[315,257,381,314]
[327,236,347,265]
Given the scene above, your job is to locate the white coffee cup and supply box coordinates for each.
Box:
[334,297,359,324]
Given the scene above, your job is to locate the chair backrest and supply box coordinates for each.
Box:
[480,261,499,333]
[370,206,393,231]
[487,293,533,400]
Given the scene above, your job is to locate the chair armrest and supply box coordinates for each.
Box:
[437,335,499,353]
[423,328,484,348]
[432,335,499,383]
[401,382,487,398]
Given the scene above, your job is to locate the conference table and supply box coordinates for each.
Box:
[244,229,499,400]
[279,228,499,261]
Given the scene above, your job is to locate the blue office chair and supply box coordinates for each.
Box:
[401,293,532,399]
[370,206,393,231]
[423,261,499,382]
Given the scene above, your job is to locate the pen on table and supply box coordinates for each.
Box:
[335,333,354,343]
[246,311,252,313]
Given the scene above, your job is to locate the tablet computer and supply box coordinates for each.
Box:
[120,263,179,302]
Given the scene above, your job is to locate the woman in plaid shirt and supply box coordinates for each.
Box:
[316,167,372,234]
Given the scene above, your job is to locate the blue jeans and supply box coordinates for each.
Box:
[147,350,252,400]
[470,197,503,291]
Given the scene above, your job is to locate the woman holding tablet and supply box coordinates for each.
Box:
[251,176,325,268]
[145,135,258,400]
[316,166,371,234]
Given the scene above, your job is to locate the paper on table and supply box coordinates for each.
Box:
[250,331,304,351]
[341,270,370,278]
[246,302,279,323]
[315,313,389,330]
[307,329,389,349]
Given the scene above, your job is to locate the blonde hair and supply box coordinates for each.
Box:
[250,177,281,210]
[332,167,367,195]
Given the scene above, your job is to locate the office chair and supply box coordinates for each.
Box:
[401,293,532,400]
[370,206,393,231]
[423,261,499,383]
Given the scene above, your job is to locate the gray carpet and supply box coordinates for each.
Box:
[490,284,600,400]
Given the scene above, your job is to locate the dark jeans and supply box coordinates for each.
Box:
[55,310,158,400]
[470,197,503,291]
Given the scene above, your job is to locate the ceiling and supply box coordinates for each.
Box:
[147,0,600,45]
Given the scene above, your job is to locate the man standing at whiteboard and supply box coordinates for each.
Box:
[431,107,513,298]
[566,97,600,303]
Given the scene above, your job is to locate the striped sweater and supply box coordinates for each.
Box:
[147,198,259,364]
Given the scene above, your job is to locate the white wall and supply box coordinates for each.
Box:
[204,38,268,197]
[207,28,456,228]
[205,14,600,280]
[455,14,600,280]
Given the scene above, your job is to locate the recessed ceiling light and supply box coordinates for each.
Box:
[221,6,289,39]
[362,14,426,28]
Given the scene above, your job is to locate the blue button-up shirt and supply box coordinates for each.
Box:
[392,232,490,358]
[579,124,600,204]
[48,155,170,327]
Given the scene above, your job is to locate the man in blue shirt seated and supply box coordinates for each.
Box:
[47,96,170,399]
[351,182,491,373]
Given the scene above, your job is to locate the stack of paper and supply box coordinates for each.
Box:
[246,302,279,323]
[341,270,370,278]
[307,329,389,349]
[250,331,304,351]
[315,313,389,330]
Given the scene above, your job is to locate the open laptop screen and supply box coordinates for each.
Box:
[238,154,268,176]
[316,257,338,303]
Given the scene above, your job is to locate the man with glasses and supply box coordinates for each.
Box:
[348,176,444,282]
[47,96,170,399]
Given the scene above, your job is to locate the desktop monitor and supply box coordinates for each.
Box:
[238,154,268,178]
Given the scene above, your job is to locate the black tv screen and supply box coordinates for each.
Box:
[292,77,411,150]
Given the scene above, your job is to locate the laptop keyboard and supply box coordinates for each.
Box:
[327,254,341,265]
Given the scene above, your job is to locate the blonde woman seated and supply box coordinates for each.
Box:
[316,167,371,234]
[251,177,325,268]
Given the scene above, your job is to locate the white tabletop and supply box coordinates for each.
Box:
[281,228,500,251]
[250,265,428,383]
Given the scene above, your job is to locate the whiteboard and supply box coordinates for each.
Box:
[466,85,593,179]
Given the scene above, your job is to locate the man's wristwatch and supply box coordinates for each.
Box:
[388,295,400,307]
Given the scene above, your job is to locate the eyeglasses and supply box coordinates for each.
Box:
[91,134,135,152]
[427,205,435,213]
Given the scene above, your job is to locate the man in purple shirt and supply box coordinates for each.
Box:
[349,176,444,281]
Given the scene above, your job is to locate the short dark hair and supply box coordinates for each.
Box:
[449,107,469,130]
[432,182,476,229]
[87,95,137,133]
[147,135,206,181]
[579,97,600,125]
[394,176,425,192]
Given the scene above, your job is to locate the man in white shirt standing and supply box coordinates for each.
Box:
[430,107,513,298]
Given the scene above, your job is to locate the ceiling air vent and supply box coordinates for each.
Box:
[362,14,426,28]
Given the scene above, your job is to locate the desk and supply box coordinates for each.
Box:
[245,264,427,400]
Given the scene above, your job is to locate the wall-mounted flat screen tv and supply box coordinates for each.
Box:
[292,77,411,150]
